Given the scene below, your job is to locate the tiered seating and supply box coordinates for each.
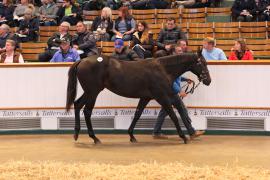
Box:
[240,22,267,39]
[132,9,156,24]
[96,41,130,55]
[180,8,206,23]
[20,42,47,62]
[188,22,213,39]
[214,22,240,39]
[156,9,180,24]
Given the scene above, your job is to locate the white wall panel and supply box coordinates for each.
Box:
[0,64,270,108]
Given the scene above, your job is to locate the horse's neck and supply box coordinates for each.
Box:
[164,60,193,80]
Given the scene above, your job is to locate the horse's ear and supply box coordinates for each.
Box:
[197,46,202,57]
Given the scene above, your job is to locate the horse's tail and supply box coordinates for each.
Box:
[66,60,81,112]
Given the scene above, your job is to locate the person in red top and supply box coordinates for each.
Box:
[229,38,254,60]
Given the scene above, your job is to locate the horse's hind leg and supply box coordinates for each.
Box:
[156,97,188,144]
[83,96,101,144]
[128,98,150,143]
[73,93,87,141]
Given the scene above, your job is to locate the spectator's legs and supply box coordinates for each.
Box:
[245,15,253,22]
[43,21,57,26]
[60,16,78,26]
[100,33,111,41]
[236,15,245,22]
[122,34,132,41]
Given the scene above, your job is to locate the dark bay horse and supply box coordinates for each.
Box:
[66,49,211,144]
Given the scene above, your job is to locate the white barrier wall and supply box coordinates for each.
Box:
[0,61,270,132]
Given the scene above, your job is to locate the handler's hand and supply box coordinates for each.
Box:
[179,91,187,98]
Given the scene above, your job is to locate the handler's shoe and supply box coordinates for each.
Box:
[152,133,168,139]
[190,130,205,140]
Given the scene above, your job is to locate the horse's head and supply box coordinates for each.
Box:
[189,47,211,86]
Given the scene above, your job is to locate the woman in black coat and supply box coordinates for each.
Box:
[91,7,114,41]
[57,0,82,25]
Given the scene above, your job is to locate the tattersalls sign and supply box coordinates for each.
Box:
[0,108,270,131]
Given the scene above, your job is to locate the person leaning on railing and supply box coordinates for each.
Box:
[202,37,227,60]
[228,38,254,60]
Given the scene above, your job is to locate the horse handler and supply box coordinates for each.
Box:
[153,76,205,140]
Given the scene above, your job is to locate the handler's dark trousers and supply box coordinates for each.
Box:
[153,94,195,135]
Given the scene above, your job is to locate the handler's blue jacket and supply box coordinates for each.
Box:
[172,76,188,94]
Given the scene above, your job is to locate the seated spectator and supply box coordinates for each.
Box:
[191,0,211,8]
[83,0,105,11]
[57,0,82,25]
[50,37,80,62]
[202,37,227,60]
[232,0,256,22]
[0,39,24,63]
[39,21,73,62]
[0,24,17,53]
[106,0,123,10]
[173,0,195,8]
[155,17,187,58]
[151,0,170,9]
[72,21,98,59]
[131,21,154,59]
[13,0,35,26]
[131,0,155,9]
[0,0,16,27]
[172,39,192,55]
[91,7,114,41]
[38,0,59,26]
[228,38,253,60]
[254,0,270,21]
[112,6,136,41]
[15,8,39,42]
[111,39,139,61]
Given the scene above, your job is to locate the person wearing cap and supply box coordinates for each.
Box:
[16,8,39,42]
[39,21,73,62]
[111,39,139,61]
[50,37,80,62]
[72,21,98,59]
[202,37,227,60]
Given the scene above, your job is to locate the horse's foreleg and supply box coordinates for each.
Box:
[157,98,188,144]
[128,98,150,143]
[73,94,87,141]
[84,98,101,144]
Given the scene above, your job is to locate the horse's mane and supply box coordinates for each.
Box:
[157,53,197,67]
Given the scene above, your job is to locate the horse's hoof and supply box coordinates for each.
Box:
[130,138,138,143]
[94,139,101,144]
[181,135,188,144]
[74,134,79,141]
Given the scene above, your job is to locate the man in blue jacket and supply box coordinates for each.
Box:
[153,76,205,140]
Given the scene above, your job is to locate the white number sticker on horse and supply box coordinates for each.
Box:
[97,57,103,62]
